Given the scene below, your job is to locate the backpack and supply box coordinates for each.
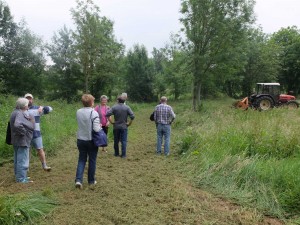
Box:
[150,112,155,121]
[5,121,12,145]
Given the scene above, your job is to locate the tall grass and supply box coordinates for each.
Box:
[0,192,57,224]
[173,98,300,218]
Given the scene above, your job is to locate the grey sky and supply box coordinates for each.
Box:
[5,0,300,53]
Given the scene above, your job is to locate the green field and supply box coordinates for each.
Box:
[0,96,299,224]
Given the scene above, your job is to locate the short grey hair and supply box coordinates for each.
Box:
[16,98,29,109]
[160,96,167,103]
[100,95,108,101]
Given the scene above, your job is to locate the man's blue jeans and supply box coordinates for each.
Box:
[113,128,128,157]
[75,140,98,184]
[156,123,171,155]
[14,146,30,182]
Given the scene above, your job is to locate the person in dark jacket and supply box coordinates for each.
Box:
[106,96,135,158]
[10,98,35,183]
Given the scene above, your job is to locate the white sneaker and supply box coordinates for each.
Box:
[43,166,51,172]
[75,181,83,189]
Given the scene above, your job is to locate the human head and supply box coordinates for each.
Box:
[81,94,95,107]
[160,96,167,103]
[16,97,29,110]
[100,95,108,105]
[24,93,34,106]
[121,92,127,100]
[117,96,125,104]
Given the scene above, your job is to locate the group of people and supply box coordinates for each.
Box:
[75,93,175,189]
[9,92,175,188]
[75,93,134,189]
[9,94,52,183]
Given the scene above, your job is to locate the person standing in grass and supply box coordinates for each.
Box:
[94,95,111,153]
[75,94,101,189]
[25,93,52,171]
[154,96,175,156]
[106,96,135,158]
[121,92,128,104]
[10,98,35,183]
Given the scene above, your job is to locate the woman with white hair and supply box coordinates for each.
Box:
[10,97,35,183]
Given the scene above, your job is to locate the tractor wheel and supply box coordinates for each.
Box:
[287,100,299,109]
[256,96,274,111]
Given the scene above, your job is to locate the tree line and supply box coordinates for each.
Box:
[0,0,300,110]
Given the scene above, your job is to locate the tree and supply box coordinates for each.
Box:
[46,26,82,102]
[151,48,167,100]
[0,18,45,96]
[125,44,155,102]
[220,28,280,98]
[71,0,123,95]
[161,40,192,100]
[271,26,300,95]
[180,0,255,110]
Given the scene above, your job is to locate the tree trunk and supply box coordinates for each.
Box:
[192,81,202,111]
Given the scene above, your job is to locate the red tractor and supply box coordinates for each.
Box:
[234,83,299,111]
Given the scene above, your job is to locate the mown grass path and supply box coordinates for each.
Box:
[0,106,283,225]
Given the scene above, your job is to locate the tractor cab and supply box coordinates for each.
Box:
[254,83,280,103]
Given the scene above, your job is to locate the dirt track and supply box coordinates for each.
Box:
[0,106,283,225]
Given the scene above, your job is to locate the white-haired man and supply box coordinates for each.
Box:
[10,98,35,183]
[154,96,175,156]
[25,93,53,171]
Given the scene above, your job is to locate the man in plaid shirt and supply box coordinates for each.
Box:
[154,96,175,156]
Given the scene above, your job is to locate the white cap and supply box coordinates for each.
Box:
[24,93,33,99]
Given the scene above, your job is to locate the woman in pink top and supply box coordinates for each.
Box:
[94,95,111,152]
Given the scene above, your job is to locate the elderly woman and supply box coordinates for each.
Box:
[94,95,111,152]
[10,97,35,183]
[75,94,101,189]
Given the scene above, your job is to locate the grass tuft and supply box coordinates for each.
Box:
[0,193,57,224]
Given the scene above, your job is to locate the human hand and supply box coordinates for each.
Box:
[38,106,43,113]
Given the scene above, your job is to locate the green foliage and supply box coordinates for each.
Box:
[0,15,45,96]
[271,26,300,95]
[180,0,256,110]
[70,0,124,95]
[46,26,83,103]
[0,193,57,225]
[125,44,155,102]
[174,99,300,217]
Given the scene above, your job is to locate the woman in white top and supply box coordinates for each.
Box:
[75,94,101,189]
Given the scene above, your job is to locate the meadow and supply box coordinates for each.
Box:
[174,98,300,220]
[0,95,299,224]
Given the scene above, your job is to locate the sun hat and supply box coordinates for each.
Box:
[24,93,33,99]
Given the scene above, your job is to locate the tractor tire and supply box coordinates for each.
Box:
[256,96,274,111]
[287,100,299,109]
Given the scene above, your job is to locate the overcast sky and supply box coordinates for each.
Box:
[4,0,300,53]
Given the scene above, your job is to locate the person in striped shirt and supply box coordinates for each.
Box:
[154,96,176,156]
[25,93,52,171]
